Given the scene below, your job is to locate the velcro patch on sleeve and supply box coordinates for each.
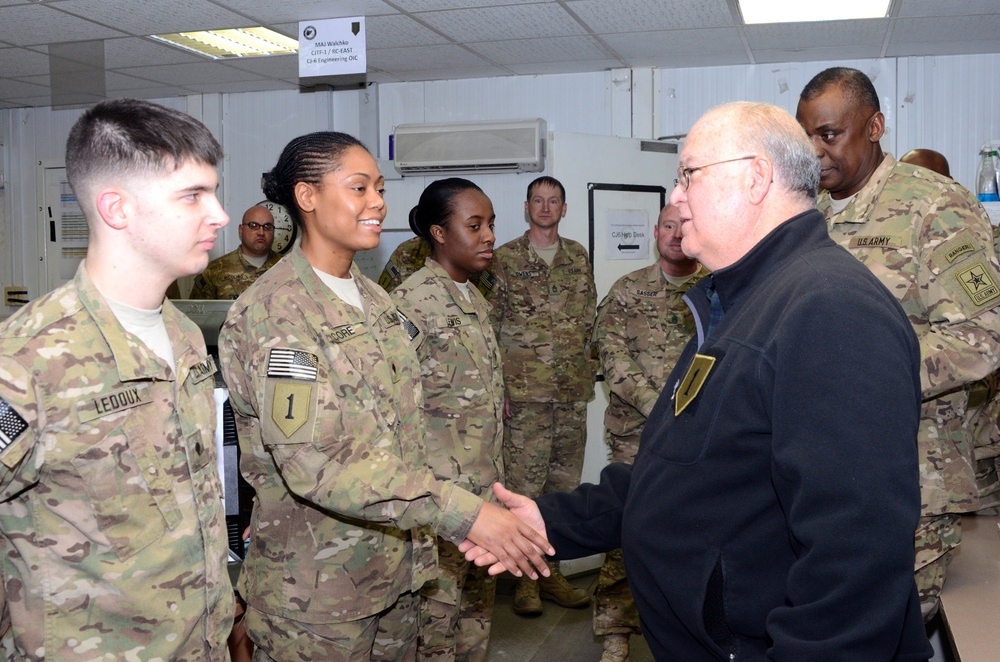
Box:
[267,348,319,381]
[0,397,28,453]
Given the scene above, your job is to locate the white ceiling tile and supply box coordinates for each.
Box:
[56,0,251,35]
[116,61,267,86]
[897,0,1000,19]
[753,46,885,64]
[570,0,735,33]
[103,38,205,68]
[0,47,51,77]
[602,27,746,57]
[366,13,451,48]
[212,0,398,25]
[0,4,126,46]
[470,35,617,65]
[745,19,890,49]
[417,4,586,42]
[890,15,1000,44]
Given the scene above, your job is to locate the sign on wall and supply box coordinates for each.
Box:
[298,17,367,80]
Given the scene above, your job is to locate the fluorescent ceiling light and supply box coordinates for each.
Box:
[150,27,298,59]
[739,0,890,24]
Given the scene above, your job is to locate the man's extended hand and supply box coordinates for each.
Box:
[460,483,550,576]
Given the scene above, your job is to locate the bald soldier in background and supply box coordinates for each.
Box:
[592,203,708,662]
[190,204,282,299]
[900,148,951,178]
[797,66,1000,621]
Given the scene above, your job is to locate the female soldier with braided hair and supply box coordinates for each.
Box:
[392,179,504,661]
[218,133,551,661]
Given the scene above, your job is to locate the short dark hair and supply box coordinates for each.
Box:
[65,98,222,205]
[800,67,880,113]
[526,175,565,202]
[409,177,484,240]
[262,132,368,230]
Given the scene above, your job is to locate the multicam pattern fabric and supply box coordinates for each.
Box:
[818,153,1000,517]
[393,259,504,661]
[484,232,597,403]
[592,262,707,636]
[190,248,282,299]
[0,263,233,661]
[378,236,488,296]
[595,263,709,438]
[219,247,482,643]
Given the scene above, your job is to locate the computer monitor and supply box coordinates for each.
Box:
[170,299,233,348]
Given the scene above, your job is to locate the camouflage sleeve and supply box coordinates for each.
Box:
[189,273,216,300]
[219,318,482,543]
[0,358,42,501]
[377,257,403,293]
[583,261,599,377]
[596,281,661,418]
[919,207,1000,399]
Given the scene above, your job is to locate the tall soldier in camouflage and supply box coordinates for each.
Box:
[219,133,552,661]
[592,204,708,662]
[484,175,597,616]
[0,99,234,660]
[392,178,505,662]
[797,67,1000,621]
[190,204,282,299]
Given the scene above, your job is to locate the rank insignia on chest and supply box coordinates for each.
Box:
[674,354,716,416]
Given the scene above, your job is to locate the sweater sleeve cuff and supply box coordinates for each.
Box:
[437,483,483,544]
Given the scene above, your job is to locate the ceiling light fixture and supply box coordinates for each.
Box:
[149,27,298,59]
[738,0,891,24]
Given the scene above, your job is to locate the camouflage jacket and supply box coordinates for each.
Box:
[596,263,709,438]
[393,258,505,498]
[219,247,482,625]
[190,248,282,299]
[378,235,487,296]
[819,153,1000,516]
[484,233,597,403]
[0,263,233,661]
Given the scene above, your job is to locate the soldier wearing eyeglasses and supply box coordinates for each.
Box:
[190,204,283,299]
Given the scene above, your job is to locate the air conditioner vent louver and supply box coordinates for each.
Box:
[393,119,546,176]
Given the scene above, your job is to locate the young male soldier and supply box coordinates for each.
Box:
[0,99,234,659]
[484,175,597,616]
[190,203,282,299]
[592,203,708,661]
[796,66,1000,621]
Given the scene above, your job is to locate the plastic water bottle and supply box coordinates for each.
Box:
[976,145,1000,202]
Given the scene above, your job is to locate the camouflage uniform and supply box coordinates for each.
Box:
[219,247,483,660]
[818,153,1000,620]
[592,262,708,638]
[378,236,487,297]
[190,248,282,299]
[484,233,597,499]
[393,258,505,662]
[0,263,233,661]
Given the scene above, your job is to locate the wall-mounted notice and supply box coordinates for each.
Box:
[605,209,649,260]
[298,17,366,79]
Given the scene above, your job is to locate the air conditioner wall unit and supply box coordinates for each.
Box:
[393,118,547,176]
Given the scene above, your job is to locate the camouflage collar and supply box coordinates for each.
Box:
[820,152,896,225]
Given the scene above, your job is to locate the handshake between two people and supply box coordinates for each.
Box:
[461,483,550,578]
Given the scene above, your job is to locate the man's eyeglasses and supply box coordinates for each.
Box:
[244,222,275,232]
[674,155,757,190]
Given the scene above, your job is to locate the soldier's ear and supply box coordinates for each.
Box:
[429,224,446,246]
[95,186,129,230]
[867,111,885,144]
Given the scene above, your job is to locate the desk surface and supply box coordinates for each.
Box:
[939,514,1000,662]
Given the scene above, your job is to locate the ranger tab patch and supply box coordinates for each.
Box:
[0,396,28,452]
[267,348,319,381]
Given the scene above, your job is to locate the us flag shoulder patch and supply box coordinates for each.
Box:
[0,396,28,452]
[397,311,420,341]
[267,348,319,381]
